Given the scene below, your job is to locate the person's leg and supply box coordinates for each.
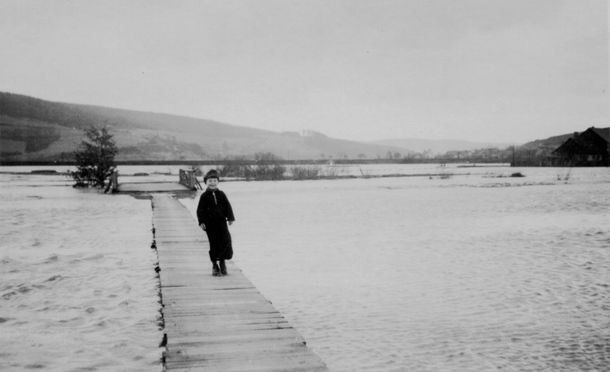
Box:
[219,260,227,275]
[208,250,220,276]
[206,228,222,276]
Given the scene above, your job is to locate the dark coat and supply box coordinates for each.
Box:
[197,188,235,262]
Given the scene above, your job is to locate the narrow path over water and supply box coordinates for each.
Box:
[151,194,327,371]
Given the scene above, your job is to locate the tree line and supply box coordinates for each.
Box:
[69,126,560,190]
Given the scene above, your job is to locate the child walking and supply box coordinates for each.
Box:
[196,169,235,276]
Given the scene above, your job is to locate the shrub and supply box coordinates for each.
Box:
[290,166,320,180]
[219,158,252,179]
[249,164,286,180]
[70,126,118,187]
[218,154,286,181]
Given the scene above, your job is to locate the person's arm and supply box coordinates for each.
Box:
[196,194,207,230]
[222,192,235,224]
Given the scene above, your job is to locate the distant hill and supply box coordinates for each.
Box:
[0,92,403,162]
[2,92,604,164]
[518,132,575,151]
[374,128,609,157]
[371,138,515,154]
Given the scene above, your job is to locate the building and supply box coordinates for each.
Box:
[552,127,610,166]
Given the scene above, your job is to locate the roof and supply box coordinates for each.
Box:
[553,127,610,155]
[590,127,610,143]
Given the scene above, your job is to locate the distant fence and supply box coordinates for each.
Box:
[179,169,202,190]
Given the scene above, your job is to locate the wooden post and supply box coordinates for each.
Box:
[104,169,119,193]
[179,169,202,190]
[111,170,118,193]
[179,169,188,188]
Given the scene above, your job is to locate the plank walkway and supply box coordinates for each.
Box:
[151,194,328,372]
[119,181,192,193]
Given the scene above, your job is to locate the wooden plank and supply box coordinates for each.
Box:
[120,182,192,193]
[151,194,327,371]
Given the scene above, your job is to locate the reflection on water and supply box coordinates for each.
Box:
[0,174,162,371]
[181,167,610,371]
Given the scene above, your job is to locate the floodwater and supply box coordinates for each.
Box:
[0,172,162,371]
[182,166,610,372]
[1,164,609,371]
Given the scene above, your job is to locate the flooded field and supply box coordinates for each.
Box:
[0,173,162,371]
[2,164,609,371]
[182,166,610,371]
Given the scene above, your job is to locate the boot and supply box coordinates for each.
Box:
[219,260,227,276]
[212,262,220,276]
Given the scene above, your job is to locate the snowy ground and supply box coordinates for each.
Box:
[2,165,608,371]
[183,166,610,371]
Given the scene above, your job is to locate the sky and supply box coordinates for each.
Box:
[1,0,608,144]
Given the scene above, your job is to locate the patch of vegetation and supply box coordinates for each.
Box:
[290,166,320,180]
[557,169,571,183]
[70,126,118,188]
[218,152,287,180]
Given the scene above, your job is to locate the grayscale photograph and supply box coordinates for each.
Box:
[1,1,608,371]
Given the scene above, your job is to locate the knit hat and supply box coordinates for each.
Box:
[204,169,219,183]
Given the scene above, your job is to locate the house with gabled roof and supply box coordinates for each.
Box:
[552,127,609,166]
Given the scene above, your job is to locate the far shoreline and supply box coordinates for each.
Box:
[0,159,512,166]
[0,163,531,183]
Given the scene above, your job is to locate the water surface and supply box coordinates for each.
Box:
[183,166,610,371]
[0,173,162,371]
[2,165,608,371]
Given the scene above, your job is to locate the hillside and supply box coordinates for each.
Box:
[371,138,515,154]
[518,132,575,151]
[0,92,402,162]
[2,92,603,164]
[374,129,608,159]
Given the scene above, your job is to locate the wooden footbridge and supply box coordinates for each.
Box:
[114,169,202,194]
[151,194,328,371]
